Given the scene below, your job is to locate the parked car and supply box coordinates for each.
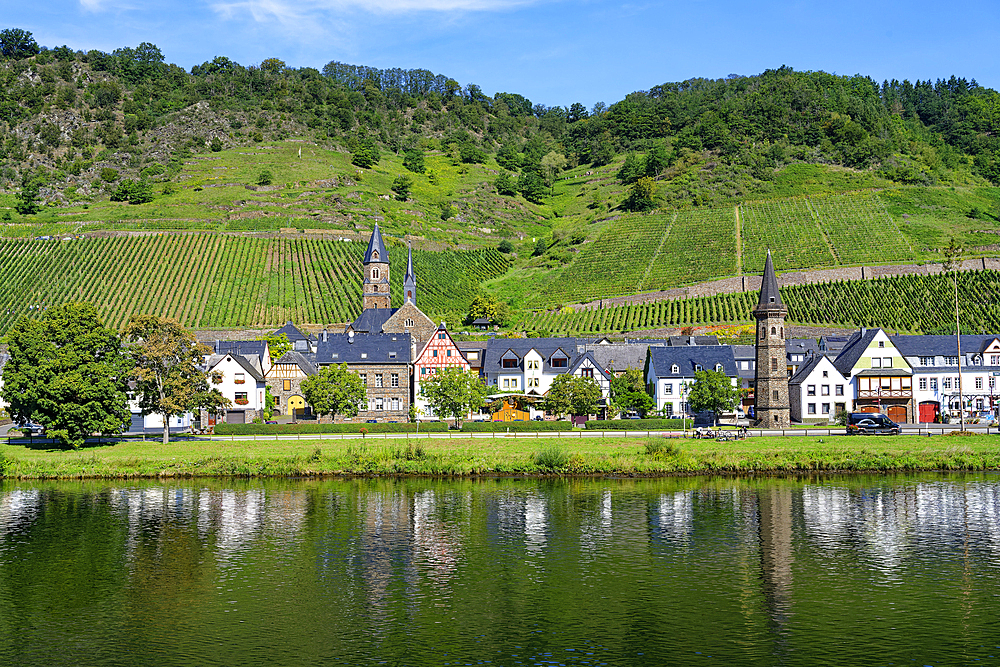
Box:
[18,422,45,436]
[846,412,900,435]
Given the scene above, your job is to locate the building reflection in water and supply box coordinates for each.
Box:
[757,487,794,659]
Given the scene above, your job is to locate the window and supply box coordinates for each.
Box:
[671,364,679,374]
[467,351,479,360]
[405,318,414,328]
[976,377,984,390]
[878,341,885,348]
[551,357,568,368]
[388,352,396,359]
[694,364,703,372]
[235,372,245,384]
[527,378,538,387]
[421,367,427,375]
[375,374,383,387]
[235,392,248,403]
[581,368,594,378]
[391,398,399,411]
[371,267,380,279]
[836,385,844,396]
[331,353,339,359]
[527,360,539,370]
[432,349,438,357]
[446,350,452,357]
[822,370,828,378]
[361,353,368,359]
[807,385,816,396]
[883,357,892,368]
[992,355,1000,365]
[871,357,881,368]
[502,358,518,368]
[740,361,749,370]
[665,383,673,395]
[772,390,779,400]
[438,333,446,340]
[510,378,518,389]
[715,364,723,372]
[376,397,384,410]
[991,377,996,390]
[808,403,816,414]
[943,377,952,389]
[821,385,830,396]
[391,373,399,387]
[920,356,935,366]
[360,373,367,385]
[919,378,927,390]
[283,380,291,391]
[930,378,938,390]
[771,326,776,335]
[664,404,673,417]
[771,357,778,371]
[503,379,510,388]
[944,356,959,366]
[822,403,830,414]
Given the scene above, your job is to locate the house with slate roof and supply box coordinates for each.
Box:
[482,337,613,419]
[413,323,472,420]
[312,331,412,422]
[205,347,268,424]
[644,345,739,417]
[266,350,318,419]
[273,322,316,354]
[788,353,852,423]
[833,328,913,423]
[891,334,1000,422]
[577,341,667,377]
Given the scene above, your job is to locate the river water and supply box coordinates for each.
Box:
[1,474,999,666]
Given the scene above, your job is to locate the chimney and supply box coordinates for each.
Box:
[688,336,695,346]
[322,328,328,342]
[215,340,220,354]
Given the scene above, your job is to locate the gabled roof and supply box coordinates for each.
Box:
[273,351,318,376]
[483,337,582,374]
[314,333,411,365]
[832,328,882,376]
[577,342,661,373]
[666,335,719,346]
[273,322,315,343]
[363,223,388,263]
[206,352,265,382]
[214,340,268,360]
[754,250,785,314]
[349,308,397,334]
[569,351,615,382]
[786,354,849,385]
[647,346,738,378]
[891,334,994,357]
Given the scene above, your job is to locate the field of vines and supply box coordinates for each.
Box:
[513,271,1000,336]
[740,198,836,273]
[639,207,737,290]
[807,193,914,265]
[0,235,508,333]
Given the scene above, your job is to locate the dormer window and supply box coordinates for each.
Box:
[694,364,703,372]
[502,358,518,368]
[551,357,568,368]
[714,364,723,372]
[671,364,679,373]
[295,339,307,351]
[361,353,368,359]
[372,250,379,260]
[769,297,775,303]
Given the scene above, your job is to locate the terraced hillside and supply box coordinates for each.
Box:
[0,235,508,333]
[524,192,918,307]
[513,271,1000,336]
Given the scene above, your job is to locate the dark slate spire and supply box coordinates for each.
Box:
[363,223,388,264]
[403,244,417,306]
[755,249,785,313]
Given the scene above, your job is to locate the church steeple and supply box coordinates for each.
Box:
[754,249,785,314]
[362,223,391,310]
[403,245,416,306]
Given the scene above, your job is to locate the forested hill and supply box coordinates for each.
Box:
[1,26,999,210]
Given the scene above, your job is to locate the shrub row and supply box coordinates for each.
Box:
[585,419,686,430]
[214,422,449,435]
[460,420,574,432]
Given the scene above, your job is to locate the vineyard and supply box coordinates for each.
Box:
[528,193,923,308]
[513,271,1000,336]
[0,235,508,333]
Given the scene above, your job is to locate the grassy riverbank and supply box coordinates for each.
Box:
[1,434,999,479]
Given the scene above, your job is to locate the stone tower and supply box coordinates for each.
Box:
[403,245,417,307]
[753,250,790,427]
[362,223,391,310]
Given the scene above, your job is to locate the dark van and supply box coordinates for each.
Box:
[846,412,900,435]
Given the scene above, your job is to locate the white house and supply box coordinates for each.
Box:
[644,345,739,417]
[788,353,852,423]
[205,340,270,424]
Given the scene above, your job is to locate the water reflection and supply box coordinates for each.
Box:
[0,475,999,666]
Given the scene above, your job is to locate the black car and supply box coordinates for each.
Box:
[846,412,900,435]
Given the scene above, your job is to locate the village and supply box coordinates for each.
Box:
[177,224,1000,431]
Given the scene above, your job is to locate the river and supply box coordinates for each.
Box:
[1,474,999,666]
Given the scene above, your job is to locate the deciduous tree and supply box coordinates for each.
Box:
[0,28,39,60]
[420,367,489,427]
[544,374,602,418]
[301,363,366,421]
[610,367,654,417]
[125,315,229,445]
[2,302,131,448]
[686,369,739,426]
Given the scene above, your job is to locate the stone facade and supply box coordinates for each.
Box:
[753,252,791,428]
[331,362,411,423]
[383,302,436,347]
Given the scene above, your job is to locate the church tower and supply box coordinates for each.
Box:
[362,223,391,310]
[403,245,417,307]
[753,250,790,427]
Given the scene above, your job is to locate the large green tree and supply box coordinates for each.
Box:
[124,314,228,445]
[2,302,131,448]
[610,367,655,417]
[467,295,511,327]
[685,369,739,426]
[0,28,39,60]
[301,363,366,421]
[420,367,489,427]
[544,374,602,418]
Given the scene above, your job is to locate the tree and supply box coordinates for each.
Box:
[540,151,567,188]
[610,367,654,417]
[494,172,518,196]
[260,332,292,364]
[616,154,645,184]
[301,363,366,421]
[624,176,657,212]
[391,174,413,201]
[495,144,521,171]
[14,181,40,215]
[210,137,223,152]
[518,171,546,204]
[260,57,287,75]
[532,237,548,257]
[645,143,670,177]
[420,367,489,427]
[257,170,274,186]
[545,374,602,419]
[497,239,514,254]
[467,295,511,327]
[685,370,739,427]
[110,179,154,204]
[351,137,379,169]
[403,148,425,173]
[2,302,131,448]
[124,314,229,445]
[0,28,39,60]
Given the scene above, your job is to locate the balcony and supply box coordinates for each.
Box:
[858,389,911,399]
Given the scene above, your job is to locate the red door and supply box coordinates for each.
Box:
[918,402,939,423]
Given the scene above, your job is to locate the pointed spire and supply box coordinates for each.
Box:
[404,244,415,282]
[755,249,785,312]
[363,223,387,264]
[403,243,417,306]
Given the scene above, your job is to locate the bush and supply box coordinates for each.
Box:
[585,419,686,430]
[645,439,681,458]
[214,421,450,435]
[109,179,153,204]
[534,445,570,469]
[100,167,119,182]
[461,420,571,432]
[257,170,273,186]
[497,239,514,253]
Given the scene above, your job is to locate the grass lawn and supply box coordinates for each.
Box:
[1,433,997,479]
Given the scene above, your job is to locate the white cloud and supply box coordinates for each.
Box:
[211,0,539,22]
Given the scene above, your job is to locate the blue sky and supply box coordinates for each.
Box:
[5,0,1000,109]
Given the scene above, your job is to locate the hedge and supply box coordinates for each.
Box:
[460,420,574,432]
[584,419,686,430]
[214,422,449,435]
